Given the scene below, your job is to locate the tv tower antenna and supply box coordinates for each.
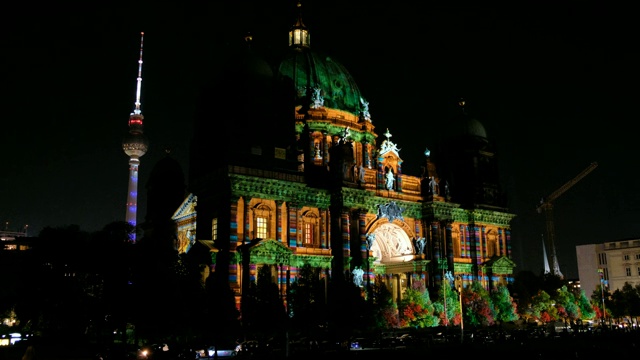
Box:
[122,32,149,242]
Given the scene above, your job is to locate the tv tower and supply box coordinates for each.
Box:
[122,32,148,241]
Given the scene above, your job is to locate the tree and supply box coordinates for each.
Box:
[463,281,495,328]
[242,265,287,340]
[434,272,460,326]
[540,272,566,298]
[287,264,328,336]
[86,221,136,344]
[610,282,640,324]
[491,284,519,324]
[368,276,399,329]
[575,289,596,323]
[528,290,556,323]
[510,270,542,311]
[397,280,438,328]
[203,268,241,346]
[554,285,579,326]
[632,284,640,324]
[130,219,207,344]
[591,284,611,322]
[17,225,91,339]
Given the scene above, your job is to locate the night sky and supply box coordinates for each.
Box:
[1,1,637,279]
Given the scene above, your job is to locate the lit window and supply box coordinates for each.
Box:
[256,216,268,239]
[253,204,271,240]
[304,222,313,245]
[301,210,319,247]
[212,218,218,241]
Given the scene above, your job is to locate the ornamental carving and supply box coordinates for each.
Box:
[377,201,405,222]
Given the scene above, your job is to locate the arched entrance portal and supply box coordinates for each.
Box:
[369,222,418,303]
[370,222,414,264]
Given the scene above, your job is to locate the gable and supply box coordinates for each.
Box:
[485,255,517,274]
[242,239,293,265]
[172,193,197,221]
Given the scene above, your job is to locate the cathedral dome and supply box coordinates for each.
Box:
[193,36,280,143]
[218,38,275,104]
[456,114,487,139]
[277,48,364,115]
[237,36,274,80]
[448,99,489,146]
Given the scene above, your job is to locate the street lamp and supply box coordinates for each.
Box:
[455,275,464,343]
[439,260,448,326]
[598,268,606,326]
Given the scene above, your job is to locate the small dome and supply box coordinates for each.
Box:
[277,49,364,115]
[234,42,274,82]
[194,37,279,143]
[449,99,488,143]
[458,115,487,139]
[218,40,274,95]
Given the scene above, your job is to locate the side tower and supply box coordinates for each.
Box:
[122,32,149,241]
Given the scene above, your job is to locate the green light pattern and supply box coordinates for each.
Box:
[234,239,333,268]
[279,50,364,114]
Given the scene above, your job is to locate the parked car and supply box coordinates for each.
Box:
[349,337,374,350]
[194,343,238,358]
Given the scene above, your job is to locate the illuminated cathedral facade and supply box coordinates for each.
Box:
[168,3,516,309]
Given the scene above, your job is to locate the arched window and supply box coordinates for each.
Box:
[253,204,271,240]
[301,210,320,247]
[486,230,498,258]
[452,228,461,258]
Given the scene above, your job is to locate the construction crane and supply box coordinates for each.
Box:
[536,161,598,278]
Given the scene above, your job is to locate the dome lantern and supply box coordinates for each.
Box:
[289,1,310,50]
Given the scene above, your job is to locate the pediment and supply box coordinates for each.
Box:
[251,239,292,255]
[485,255,517,274]
[240,239,293,265]
[172,193,197,221]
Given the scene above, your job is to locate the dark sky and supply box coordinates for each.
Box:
[1,1,638,279]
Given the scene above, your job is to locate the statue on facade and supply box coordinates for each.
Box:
[379,129,400,154]
[352,267,364,287]
[385,168,395,190]
[311,86,324,109]
[429,176,438,195]
[377,201,405,222]
[445,270,454,283]
[340,126,351,144]
[366,233,375,250]
[413,237,426,255]
[360,97,371,121]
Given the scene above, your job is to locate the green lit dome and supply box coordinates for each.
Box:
[278,49,364,115]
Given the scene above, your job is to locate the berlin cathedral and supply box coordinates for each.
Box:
[146,2,518,311]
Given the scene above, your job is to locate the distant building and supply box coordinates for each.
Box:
[576,239,640,297]
[0,230,30,251]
